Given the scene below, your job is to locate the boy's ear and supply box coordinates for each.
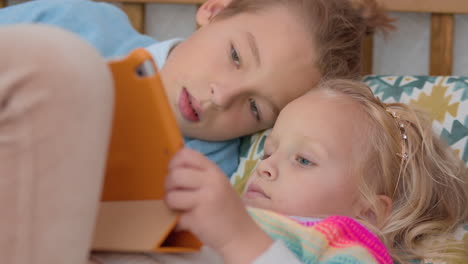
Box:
[196,0,233,26]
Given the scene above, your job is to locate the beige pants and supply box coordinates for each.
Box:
[0,24,114,264]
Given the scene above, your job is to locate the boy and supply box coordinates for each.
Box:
[0,0,317,176]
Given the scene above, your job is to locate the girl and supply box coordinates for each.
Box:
[162,79,468,264]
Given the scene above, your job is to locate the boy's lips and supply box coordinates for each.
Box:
[245,183,271,199]
[178,87,201,122]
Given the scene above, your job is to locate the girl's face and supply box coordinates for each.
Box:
[160,3,318,140]
[243,91,369,217]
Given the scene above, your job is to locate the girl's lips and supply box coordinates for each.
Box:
[244,183,271,199]
[178,87,201,122]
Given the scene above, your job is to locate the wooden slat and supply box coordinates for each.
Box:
[380,0,468,14]
[0,0,6,8]
[4,0,468,13]
[121,2,146,33]
[361,35,373,76]
[429,14,454,76]
[103,0,468,12]
[105,0,204,4]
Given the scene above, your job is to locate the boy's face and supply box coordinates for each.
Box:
[160,4,318,141]
[243,91,368,217]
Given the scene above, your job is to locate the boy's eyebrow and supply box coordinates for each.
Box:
[246,31,261,67]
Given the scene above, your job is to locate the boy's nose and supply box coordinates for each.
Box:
[209,82,241,110]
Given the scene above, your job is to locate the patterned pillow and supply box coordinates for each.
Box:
[230,75,468,262]
[365,75,468,164]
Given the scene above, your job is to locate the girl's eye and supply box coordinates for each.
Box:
[296,156,313,166]
[260,152,270,160]
[249,98,261,121]
[231,44,241,68]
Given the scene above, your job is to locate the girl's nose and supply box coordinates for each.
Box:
[256,159,278,181]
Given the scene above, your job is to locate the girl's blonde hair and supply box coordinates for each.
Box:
[215,0,394,80]
[317,79,468,263]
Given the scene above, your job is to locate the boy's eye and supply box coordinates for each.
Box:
[249,98,261,122]
[296,156,313,166]
[231,44,241,68]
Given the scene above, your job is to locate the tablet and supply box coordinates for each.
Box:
[102,48,183,201]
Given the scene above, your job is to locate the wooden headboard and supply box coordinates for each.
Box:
[1,0,467,76]
[365,0,468,76]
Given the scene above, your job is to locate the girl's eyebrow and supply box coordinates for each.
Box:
[301,136,329,160]
[245,31,261,67]
[264,136,275,148]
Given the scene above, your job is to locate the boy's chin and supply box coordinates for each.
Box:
[180,125,232,141]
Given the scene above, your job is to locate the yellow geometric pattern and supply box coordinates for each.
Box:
[410,78,459,123]
[232,130,269,195]
[233,134,262,195]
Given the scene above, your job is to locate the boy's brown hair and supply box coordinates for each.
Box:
[216,0,394,79]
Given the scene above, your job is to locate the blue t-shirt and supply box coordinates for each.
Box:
[0,0,239,177]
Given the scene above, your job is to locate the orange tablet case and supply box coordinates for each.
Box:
[92,48,202,253]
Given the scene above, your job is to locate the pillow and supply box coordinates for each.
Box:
[364,75,468,164]
[230,75,468,263]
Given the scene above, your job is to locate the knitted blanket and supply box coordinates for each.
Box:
[248,207,393,264]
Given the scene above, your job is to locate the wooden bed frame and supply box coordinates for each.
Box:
[1,0,467,76]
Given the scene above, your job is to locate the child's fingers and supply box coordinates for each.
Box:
[164,188,198,211]
[177,213,194,233]
[169,148,212,170]
[165,168,203,191]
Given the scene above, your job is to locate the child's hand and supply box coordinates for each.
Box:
[164,148,273,263]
